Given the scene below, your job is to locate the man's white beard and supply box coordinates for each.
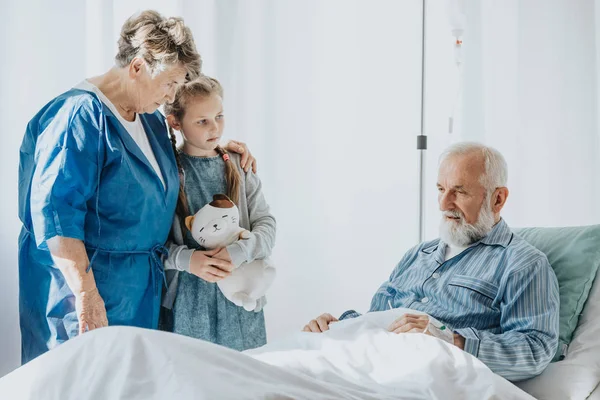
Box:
[439,198,496,247]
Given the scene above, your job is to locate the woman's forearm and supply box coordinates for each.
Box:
[46,236,97,295]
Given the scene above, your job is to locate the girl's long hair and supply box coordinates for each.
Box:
[164,76,241,224]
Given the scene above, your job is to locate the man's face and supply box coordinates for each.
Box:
[437,153,487,225]
[437,153,496,246]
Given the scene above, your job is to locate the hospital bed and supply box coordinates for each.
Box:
[1,225,599,399]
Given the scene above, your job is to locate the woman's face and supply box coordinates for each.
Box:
[130,60,188,114]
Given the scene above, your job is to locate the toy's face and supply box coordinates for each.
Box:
[191,205,240,249]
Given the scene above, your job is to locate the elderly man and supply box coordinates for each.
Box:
[304,142,559,382]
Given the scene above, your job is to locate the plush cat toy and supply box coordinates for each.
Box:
[185,194,275,312]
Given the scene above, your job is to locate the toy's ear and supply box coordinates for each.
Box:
[210,194,235,209]
[185,215,195,231]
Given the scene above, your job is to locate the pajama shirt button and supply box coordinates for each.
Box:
[421,297,429,303]
[432,273,440,279]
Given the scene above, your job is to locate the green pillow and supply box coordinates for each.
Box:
[513,225,600,362]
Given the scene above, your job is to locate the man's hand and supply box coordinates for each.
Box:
[302,313,339,333]
[453,333,465,350]
[388,313,431,335]
[224,140,257,173]
[388,313,466,349]
[189,249,233,283]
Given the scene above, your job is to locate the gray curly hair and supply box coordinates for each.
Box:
[115,10,201,81]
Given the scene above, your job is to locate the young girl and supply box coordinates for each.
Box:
[160,76,276,351]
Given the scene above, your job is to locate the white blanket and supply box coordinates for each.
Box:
[0,309,533,400]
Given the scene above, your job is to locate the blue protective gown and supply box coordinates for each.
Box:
[18,89,179,363]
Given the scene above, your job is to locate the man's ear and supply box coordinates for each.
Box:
[167,115,182,131]
[492,187,509,214]
[129,57,146,79]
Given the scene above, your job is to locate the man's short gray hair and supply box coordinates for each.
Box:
[439,142,508,193]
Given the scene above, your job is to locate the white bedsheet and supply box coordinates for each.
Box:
[0,309,532,400]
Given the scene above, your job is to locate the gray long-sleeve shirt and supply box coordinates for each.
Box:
[162,151,276,309]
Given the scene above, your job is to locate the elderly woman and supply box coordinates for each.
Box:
[18,10,255,363]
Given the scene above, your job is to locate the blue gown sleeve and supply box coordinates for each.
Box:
[30,97,103,249]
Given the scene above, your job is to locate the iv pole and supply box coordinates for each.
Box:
[417,0,465,242]
[417,0,427,243]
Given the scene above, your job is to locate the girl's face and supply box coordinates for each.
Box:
[170,93,224,155]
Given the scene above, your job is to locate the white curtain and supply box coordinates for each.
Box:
[193,0,425,345]
[0,0,425,376]
[423,0,600,238]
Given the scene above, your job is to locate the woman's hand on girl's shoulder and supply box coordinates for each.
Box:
[189,249,233,283]
[224,140,257,173]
